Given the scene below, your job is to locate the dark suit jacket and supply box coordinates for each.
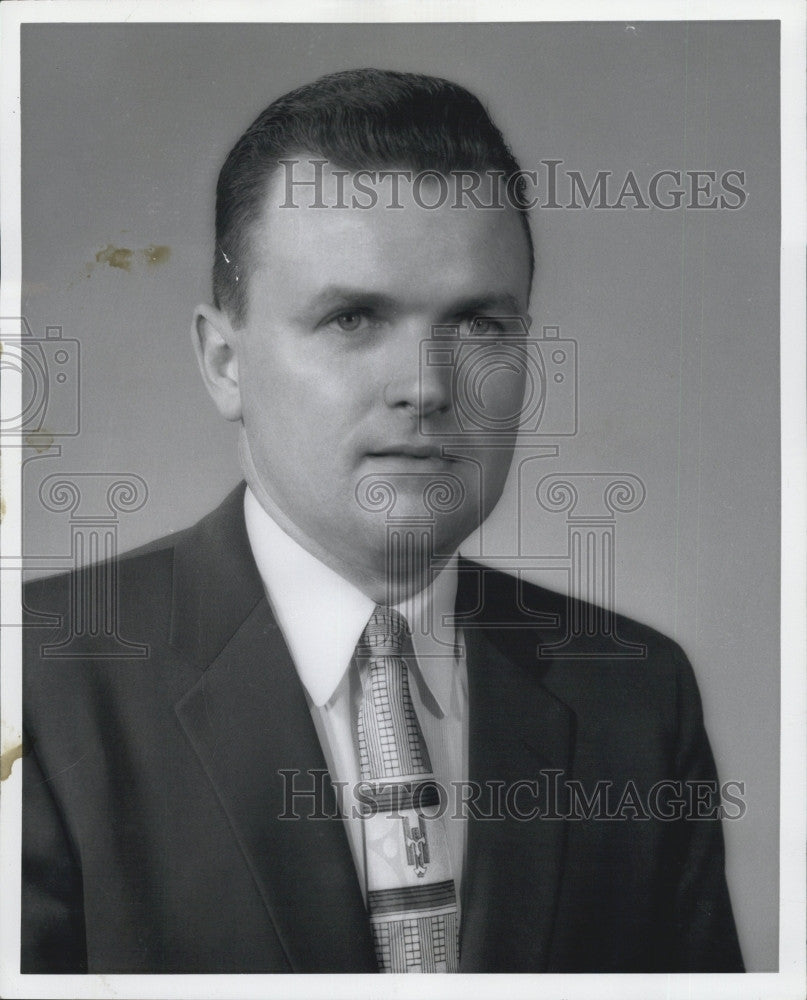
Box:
[22,483,743,973]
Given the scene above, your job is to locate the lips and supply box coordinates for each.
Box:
[367,444,451,460]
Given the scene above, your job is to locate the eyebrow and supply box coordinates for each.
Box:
[301,285,526,319]
[303,287,400,315]
[444,293,525,318]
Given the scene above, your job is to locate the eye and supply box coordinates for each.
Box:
[321,309,381,334]
[466,316,506,336]
[333,311,364,332]
[466,316,528,338]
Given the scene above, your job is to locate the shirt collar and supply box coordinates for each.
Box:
[243,486,458,712]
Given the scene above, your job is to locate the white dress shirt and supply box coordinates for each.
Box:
[243,486,469,905]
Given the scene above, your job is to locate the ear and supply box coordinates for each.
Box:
[191,303,242,421]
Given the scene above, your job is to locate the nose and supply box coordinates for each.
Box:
[382,331,452,420]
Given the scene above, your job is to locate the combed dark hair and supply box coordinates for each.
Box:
[213,68,534,326]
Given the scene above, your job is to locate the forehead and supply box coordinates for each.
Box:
[248,161,532,307]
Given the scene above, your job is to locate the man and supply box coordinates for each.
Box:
[22,69,743,974]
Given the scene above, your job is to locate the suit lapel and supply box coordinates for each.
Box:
[166,490,574,972]
[170,485,376,972]
[457,563,575,972]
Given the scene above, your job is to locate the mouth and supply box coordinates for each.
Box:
[366,444,453,461]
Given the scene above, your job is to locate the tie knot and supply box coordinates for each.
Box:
[360,605,410,656]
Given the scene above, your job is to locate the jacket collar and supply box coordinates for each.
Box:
[454,562,575,971]
[242,484,460,712]
[171,483,377,971]
[170,484,574,972]
[169,482,265,667]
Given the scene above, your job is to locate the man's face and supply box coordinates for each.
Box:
[232,162,532,591]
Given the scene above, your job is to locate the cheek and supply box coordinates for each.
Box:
[242,361,362,460]
[240,341,310,420]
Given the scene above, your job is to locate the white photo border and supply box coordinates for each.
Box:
[1,2,804,998]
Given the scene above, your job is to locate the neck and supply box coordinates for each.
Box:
[238,428,447,603]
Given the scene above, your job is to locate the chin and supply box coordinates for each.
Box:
[376,514,475,558]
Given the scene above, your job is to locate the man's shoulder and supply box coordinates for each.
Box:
[22,482,264,681]
[24,523,186,613]
[22,488,252,727]
[459,558,694,700]
[24,483,247,611]
[459,558,684,650]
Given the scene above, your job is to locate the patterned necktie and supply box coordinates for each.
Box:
[355,605,459,973]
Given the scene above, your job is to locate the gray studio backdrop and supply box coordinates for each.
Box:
[19,21,779,969]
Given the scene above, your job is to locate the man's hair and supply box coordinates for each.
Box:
[213,67,535,327]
